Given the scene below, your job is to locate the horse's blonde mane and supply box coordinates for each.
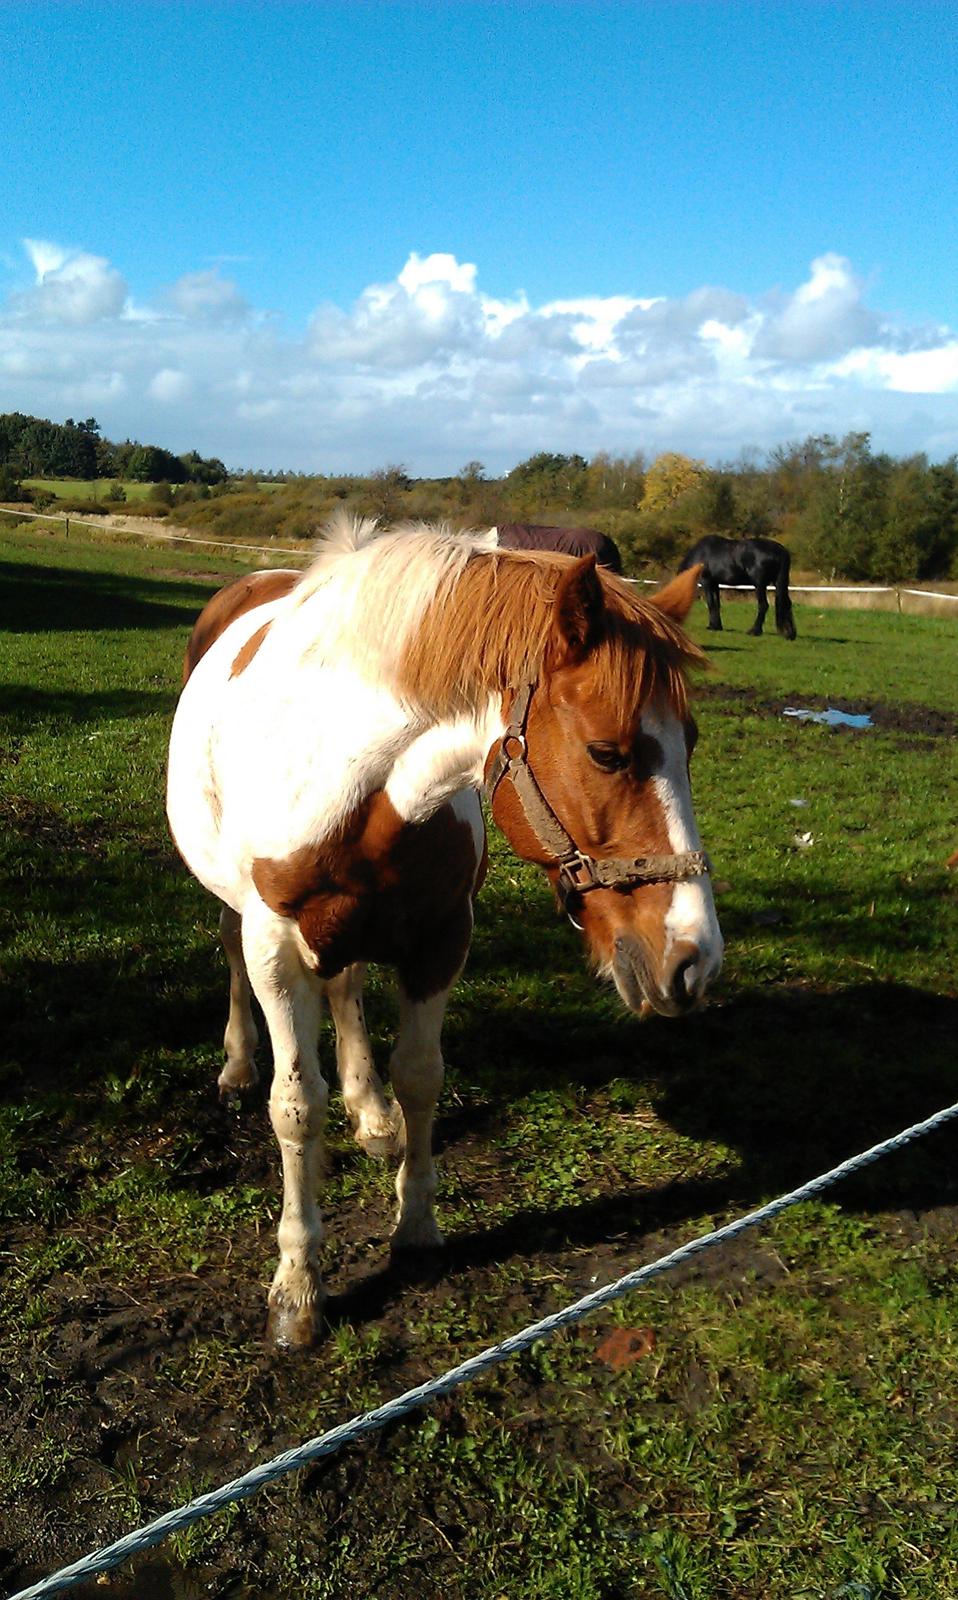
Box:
[289,513,701,715]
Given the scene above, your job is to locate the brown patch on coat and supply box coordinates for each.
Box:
[252,792,484,1000]
[231,621,272,677]
[182,569,301,683]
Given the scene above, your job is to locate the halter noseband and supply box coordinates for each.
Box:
[485,682,711,925]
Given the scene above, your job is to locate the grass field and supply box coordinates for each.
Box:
[1,523,957,1600]
[20,477,160,502]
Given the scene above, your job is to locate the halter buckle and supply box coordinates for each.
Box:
[558,852,600,895]
[555,855,598,931]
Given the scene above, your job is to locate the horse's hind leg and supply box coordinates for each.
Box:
[326,963,403,1159]
[218,903,259,1095]
[748,585,769,636]
[242,898,328,1348]
[703,576,723,630]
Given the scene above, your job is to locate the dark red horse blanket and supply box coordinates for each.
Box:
[495,523,622,573]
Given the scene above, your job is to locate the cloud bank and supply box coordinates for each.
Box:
[2,241,957,473]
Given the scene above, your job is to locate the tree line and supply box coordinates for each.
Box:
[2,411,956,581]
[174,437,957,581]
[0,412,227,492]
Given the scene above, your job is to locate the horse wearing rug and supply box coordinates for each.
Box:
[495,522,623,572]
[678,534,797,639]
[167,515,723,1347]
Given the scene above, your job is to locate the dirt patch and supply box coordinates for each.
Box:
[696,682,957,739]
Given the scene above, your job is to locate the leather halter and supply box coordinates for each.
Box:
[485,682,711,924]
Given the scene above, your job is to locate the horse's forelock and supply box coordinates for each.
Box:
[596,577,705,721]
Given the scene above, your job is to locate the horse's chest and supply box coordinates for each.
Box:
[252,801,482,980]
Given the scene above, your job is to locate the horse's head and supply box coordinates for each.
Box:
[487,556,723,1017]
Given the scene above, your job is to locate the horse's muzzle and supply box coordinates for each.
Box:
[613,934,717,1018]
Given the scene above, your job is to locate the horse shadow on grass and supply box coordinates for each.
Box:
[324,964,958,1329]
[0,558,218,635]
[1,683,176,726]
[330,868,958,1324]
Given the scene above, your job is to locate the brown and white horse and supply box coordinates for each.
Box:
[167,514,722,1347]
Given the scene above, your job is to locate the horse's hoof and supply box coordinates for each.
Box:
[352,1105,405,1160]
[218,1059,259,1098]
[265,1289,326,1350]
[390,1216,444,1252]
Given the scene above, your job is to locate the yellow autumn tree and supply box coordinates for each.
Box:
[641,452,705,513]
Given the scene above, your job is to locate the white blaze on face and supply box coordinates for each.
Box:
[642,706,724,996]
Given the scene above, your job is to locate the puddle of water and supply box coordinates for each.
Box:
[783,706,873,728]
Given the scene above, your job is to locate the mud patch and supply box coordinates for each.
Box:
[696,682,957,739]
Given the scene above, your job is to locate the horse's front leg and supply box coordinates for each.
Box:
[218,903,259,1095]
[326,962,403,1158]
[241,898,328,1349]
[748,584,769,636]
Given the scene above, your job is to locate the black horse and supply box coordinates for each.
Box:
[495,523,623,572]
[678,535,797,639]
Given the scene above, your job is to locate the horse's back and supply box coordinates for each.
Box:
[678,535,735,573]
[183,569,302,683]
[496,523,622,572]
[679,535,788,582]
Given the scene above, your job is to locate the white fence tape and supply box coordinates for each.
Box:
[2,506,956,604]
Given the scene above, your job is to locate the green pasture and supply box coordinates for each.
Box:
[1,524,957,1599]
[21,476,159,501]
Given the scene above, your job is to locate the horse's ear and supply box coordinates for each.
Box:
[649,564,700,623]
[550,555,605,664]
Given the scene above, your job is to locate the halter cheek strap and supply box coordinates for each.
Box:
[485,681,711,920]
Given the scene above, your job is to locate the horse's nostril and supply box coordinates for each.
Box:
[669,953,699,1009]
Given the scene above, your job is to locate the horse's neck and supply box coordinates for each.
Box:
[234,654,501,857]
[384,699,503,824]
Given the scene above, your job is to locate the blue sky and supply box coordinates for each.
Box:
[2,2,958,473]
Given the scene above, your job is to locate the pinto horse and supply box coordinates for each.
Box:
[167,515,723,1347]
[678,535,797,639]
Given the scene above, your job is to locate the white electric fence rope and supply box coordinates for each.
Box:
[2,508,957,600]
[8,1097,958,1600]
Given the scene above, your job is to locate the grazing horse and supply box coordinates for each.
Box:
[167,515,722,1347]
[494,522,623,572]
[678,535,797,639]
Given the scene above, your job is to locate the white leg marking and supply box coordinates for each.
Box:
[242,897,328,1344]
[389,986,451,1251]
[325,963,403,1158]
[218,903,259,1094]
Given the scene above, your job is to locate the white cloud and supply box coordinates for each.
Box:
[15,239,127,325]
[162,268,251,326]
[148,368,191,403]
[753,253,880,363]
[1,239,957,471]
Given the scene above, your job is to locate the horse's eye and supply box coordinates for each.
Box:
[587,743,629,773]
